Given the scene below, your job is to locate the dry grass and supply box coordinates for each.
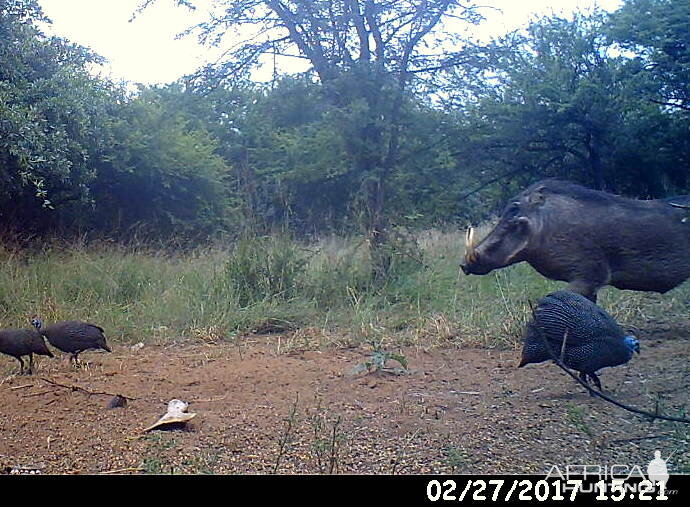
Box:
[1,229,688,351]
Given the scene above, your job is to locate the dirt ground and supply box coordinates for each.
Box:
[0,323,689,475]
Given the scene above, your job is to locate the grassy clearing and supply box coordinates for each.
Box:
[0,230,688,349]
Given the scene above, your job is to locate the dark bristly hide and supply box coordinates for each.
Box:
[0,327,54,374]
[519,290,640,391]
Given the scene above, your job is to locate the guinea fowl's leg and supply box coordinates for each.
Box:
[16,356,25,375]
[28,353,34,374]
[588,373,603,392]
[579,371,598,397]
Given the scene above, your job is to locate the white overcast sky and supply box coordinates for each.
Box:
[37,0,624,85]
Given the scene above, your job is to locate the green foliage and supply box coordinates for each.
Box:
[0,2,238,240]
[219,234,308,307]
[443,444,470,472]
[0,0,114,228]
[141,433,179,474]
[445,7,690,209]
[91,88,232,239]
[2,1,690,241]
[566,404,594,437]
[351,346,409,374]
[608,0,690,112]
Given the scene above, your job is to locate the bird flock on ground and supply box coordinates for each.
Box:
[0,289,639,395]
[0,318,111,374]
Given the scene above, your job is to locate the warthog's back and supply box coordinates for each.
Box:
[522,181,690,297]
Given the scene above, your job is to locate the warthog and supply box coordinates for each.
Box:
[460,179,690,301]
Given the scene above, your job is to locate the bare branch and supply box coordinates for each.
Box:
[346,0,371,62]
[364,0,385,65]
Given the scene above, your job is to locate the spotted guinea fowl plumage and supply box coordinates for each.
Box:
[0,327,54,374]
[519,290,640,390]
[32,318,111,364]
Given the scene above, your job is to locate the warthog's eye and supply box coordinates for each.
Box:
[503,202,520,218]
[508,215,530,229]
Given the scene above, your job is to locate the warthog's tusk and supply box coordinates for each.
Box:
[670,202,690,222]
[465,227,477,262]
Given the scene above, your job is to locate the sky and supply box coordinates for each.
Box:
[37,0,624,86]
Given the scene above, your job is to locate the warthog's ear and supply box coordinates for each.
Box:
[527,185,547,207]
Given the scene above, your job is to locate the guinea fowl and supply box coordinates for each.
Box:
[519,290,640,391]
[0,327,54,374]
[32,318,111,365]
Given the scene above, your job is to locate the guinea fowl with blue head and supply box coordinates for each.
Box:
[519,290,640,391]
[32,318,111,365]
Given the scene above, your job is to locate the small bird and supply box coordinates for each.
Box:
[0,327,54,374]
[32,318,111,366]
[519,290,640,391]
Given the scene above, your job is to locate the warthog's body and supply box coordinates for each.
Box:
[460,179,690,301]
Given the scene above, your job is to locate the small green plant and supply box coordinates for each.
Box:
[566,404,594,437]
[141,433,178,474]
[142,456,167,475]
[352,343,408,375]
[183,447,222,474]
[443,444,469,473]
[307,396,346,474]
[390,428,421,474]
[273,393,300,474]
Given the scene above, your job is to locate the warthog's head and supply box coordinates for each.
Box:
[460,184,548,275]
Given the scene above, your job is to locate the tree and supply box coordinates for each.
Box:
[608,0,690,112]
[1,1,237,240]
[140,0,486,279]
[89,87,232,240]
[445,11,654,195]
[0,0,117,232]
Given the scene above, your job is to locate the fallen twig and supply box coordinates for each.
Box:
[38,377,137,400]
[610,434,674,444]
[21,390,54,398]
[273,392,299,474]
[390,428,421,474]
[10,384,33,390]
[192,394,228,403]
[99,467,145,475]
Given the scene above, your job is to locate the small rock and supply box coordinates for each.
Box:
[107,395,128,409]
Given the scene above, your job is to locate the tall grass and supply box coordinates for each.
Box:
[1,230,688,349]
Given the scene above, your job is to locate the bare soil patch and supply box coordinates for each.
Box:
[1,326,689,475]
